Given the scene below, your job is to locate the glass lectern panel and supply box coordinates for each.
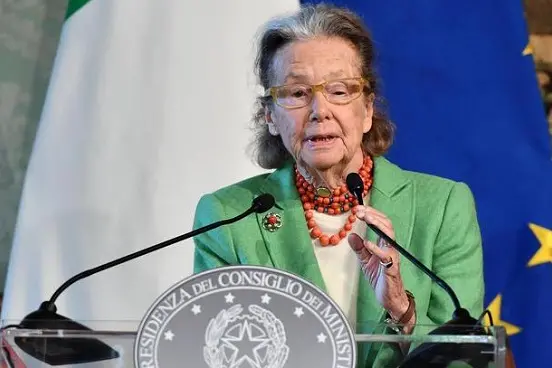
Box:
[0,320,507,368]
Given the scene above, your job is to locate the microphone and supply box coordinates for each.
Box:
[346,173,492,367]
[6,193,275,366]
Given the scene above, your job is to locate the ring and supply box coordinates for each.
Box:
[379,259,393,268]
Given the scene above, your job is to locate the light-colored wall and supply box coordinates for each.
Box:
[0,0,67,291]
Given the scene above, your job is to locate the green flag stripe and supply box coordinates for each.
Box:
[65,0,92,20]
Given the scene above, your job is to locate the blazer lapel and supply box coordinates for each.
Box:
[254,161,327,292]
[356,157,416,362]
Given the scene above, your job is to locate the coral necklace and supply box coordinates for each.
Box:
[295,155,374,246]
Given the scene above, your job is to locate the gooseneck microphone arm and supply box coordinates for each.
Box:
[45,193,275,310]
[346,173,501,368]
[345,173,463,315]
[12,193,275,367]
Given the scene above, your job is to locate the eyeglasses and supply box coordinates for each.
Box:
[266,77,369,109]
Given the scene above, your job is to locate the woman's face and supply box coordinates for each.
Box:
[266,37,373,171]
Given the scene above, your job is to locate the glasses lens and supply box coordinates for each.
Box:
[324,80,363,104]
[275,84,311,107]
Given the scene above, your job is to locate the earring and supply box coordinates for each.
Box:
[267,123,279,136]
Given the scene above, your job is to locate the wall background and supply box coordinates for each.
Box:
[0,0,68,291]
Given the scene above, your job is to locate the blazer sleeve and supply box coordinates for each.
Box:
[192,193,238,273]
[416,182,485,328]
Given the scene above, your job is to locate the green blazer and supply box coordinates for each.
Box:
[192,156,485,367]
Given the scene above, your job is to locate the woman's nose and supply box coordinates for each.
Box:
[309,92,331,122]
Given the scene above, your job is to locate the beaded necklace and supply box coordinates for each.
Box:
[294,155,374,246]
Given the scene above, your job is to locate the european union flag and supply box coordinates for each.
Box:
[303,0,552,366]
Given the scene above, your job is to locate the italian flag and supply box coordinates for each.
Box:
[2,0,299,327]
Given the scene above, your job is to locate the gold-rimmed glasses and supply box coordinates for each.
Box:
[266,77,369,109]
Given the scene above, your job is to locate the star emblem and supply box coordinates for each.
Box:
[317,333,327,343]
[220,320,271,367]
[293,307,304,318]
[224,293,235,303]
[260,293,271,304]
[164,330,174,341]
[191,304,201,315]
[484,294,521,336]
[527,223,552,267]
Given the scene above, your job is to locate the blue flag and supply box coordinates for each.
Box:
[302,0,552,366]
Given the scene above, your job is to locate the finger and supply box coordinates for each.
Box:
[361,255,382,283]
[364,210,393,231]
[362,206,389,219]
[355,206,390,225]
[376,236,400,261]
[363,239,393,264]
[348,232,364,252]
[349,234,381,279]
[364,240,396,275]
[355,209,397,255]
[355,205,387,219]
[349,232,392,264]
[356,210,395,239]
[348,233,373,263]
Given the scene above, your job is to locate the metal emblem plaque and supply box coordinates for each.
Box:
[134,265,356,368]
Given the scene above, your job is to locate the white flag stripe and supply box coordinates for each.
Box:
[2,0,300,327]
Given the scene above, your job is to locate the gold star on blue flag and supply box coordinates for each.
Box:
[528,223,552,267]
[485,294,521,336]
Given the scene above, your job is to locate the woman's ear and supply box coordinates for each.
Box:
[265,106,279,136]
[362,93,375,134]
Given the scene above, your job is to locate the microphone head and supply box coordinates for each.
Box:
[251,193,275,213]
[346,172,364,198]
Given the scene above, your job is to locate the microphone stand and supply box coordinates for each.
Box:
[345,173,493,367]
[3,194,275,366]
[367,222,492,367]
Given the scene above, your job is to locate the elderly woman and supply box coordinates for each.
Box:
[193,4,484,366]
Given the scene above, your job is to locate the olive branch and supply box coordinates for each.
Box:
[203,304,243,368]
[249,305,289,368]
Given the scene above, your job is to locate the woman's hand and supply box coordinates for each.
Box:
[347,205,412,324]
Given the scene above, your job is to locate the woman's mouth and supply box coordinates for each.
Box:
[304,135,339,149]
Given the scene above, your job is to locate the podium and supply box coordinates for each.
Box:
[0,321,508,368]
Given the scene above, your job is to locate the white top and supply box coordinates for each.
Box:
[311,210,367,329]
